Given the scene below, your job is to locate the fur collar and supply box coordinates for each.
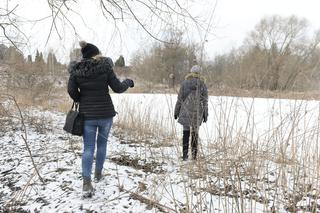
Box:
[185,72,206,82]
[68,56,113,77]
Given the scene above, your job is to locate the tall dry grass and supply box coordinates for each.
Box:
[2,76,320,212]
[113,94,320,212]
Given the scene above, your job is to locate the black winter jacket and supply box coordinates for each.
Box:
[67,57,130,119]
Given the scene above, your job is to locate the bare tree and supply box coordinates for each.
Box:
[131,29,200,84]
[203,15,320,92]
[245,15,320,90]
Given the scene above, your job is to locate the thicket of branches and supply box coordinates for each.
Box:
[0,0,208,47]
[131,30,199,84]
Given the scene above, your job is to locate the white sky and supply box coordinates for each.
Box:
[4,0,320,64]
[210,0,320,56]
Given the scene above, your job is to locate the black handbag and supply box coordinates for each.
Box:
[63,102,84,136]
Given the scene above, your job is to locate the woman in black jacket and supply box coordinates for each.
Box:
[67,41,134,198]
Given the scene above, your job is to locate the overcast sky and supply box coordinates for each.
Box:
[5,0,320,63]
[210,0,320,55]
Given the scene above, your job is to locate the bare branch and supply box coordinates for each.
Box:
[122,0,171,44]
[0,24,19,49]
[45,0,65,45]
[0,4,19,17]
[100,0,117,20]
[0,94,45,184]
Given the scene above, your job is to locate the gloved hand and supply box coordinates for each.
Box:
[203,113,208,123]
[124,79,134,88]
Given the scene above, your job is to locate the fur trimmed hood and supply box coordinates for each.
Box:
[185,72,206,82]
[68,56,113,78]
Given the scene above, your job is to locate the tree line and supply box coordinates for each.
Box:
[131,15,320,92]
[0,45,66,101]
[1,15,319,94]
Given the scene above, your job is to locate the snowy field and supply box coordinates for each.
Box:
[1,93,320,212]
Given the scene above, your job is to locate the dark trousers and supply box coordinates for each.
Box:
[182,130,198,160]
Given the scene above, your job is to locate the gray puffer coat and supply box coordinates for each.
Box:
[174,73,208,128]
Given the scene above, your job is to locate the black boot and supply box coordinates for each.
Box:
[191,131,198,160]
[182,130,190,160]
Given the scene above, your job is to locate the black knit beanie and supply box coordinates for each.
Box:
[79,41,100,59]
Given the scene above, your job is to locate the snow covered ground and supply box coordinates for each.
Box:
[1,94,320,212]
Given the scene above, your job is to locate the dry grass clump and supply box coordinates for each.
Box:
[194,98,320,212]
[113,96,176,147]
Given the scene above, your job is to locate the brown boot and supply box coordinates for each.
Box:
[82,177,94,198]
[94,170,102,182]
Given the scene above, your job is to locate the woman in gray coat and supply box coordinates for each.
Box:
[174,65,208,160]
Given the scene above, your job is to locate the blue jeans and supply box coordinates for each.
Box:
[82,118,113,178]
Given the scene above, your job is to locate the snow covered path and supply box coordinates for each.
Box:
[0,109,177,213]
[1,109,224,213]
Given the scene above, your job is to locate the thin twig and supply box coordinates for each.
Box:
[123,187,176,212]
[6,94,45,184]
[123,0,172,44]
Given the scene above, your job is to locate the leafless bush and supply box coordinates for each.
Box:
[24,113,53,134]
[131,30,200,84]
[0,97,14,134]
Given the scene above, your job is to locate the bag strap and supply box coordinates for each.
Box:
[75,102,79,110]
[71,102,79,111]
